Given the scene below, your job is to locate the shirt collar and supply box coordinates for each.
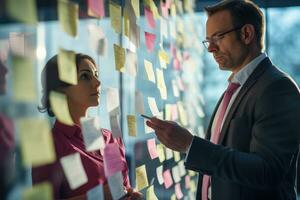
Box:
[230,52,267,85]
[53,120,82,139]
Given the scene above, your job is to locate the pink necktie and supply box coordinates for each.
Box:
[202,82,240,200]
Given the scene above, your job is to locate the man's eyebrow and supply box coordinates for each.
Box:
[206,30,224,39]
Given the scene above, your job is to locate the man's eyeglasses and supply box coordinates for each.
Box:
[202,26,243,49]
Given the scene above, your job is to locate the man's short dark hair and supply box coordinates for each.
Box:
[205,0,265,50]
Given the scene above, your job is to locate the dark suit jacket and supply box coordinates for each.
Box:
[185,58,300,200]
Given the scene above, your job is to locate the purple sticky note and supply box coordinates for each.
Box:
[147,138,158,159]
[88,0,105,18]
[103,143,124,177]
[163,169,173,189]
[145,7,155,28]
[145,32,156,52]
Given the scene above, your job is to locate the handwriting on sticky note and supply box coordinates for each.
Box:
[114,44,125,72]
[127,115,137,137]
[135,164,149,191]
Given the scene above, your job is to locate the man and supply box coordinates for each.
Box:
[146,1,300,200]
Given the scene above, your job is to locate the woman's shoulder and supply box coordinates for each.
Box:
[101,128,123,145]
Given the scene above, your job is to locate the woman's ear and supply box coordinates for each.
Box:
[241,24,255,45]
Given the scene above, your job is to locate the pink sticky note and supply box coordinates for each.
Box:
[163,169,173,189]
[144,7,155,28]
[145,32,156,52]
[166,0,172,8]
[185,175,190,189]
[88,0,105,18]
[103,143,124,177]
[171,104,178,121]
[170,43,176,57]
[175,183,183,199]
[147,138,158,159]
[173,57,181,70]
[160,2,169,18]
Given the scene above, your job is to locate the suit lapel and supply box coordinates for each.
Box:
[217,58,272,144]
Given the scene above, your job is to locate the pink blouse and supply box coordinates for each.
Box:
[32,120,130,199]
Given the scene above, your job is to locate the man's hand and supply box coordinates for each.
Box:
[146,118,193,153]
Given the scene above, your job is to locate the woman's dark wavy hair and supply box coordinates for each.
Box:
[38,53,96,117]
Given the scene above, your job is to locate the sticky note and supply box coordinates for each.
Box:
[135,91,144,114]
[135,164,149,191]
[171,104,178,121]
[107,171,125,200]
[177,101,188,126]
[109,115,122,138]
[144,59,156,83]
[173,151,181,162]
[172,80,180,97]
[12,55,37,102]
[88,24,106,56]
[156,165,164,185]
[156,144,165,162]
[6,0,37,25]
[87,0,105,18]
[188,170,196,177]
[147,138,158,159]
[185,175,190,189]
[172,165,181,183]
[127,115,137,137]
[18,118,55,167]
[190,179,197,192]
[106,87,120,114]
[144,32,156,52]
[163,169,173,189]
[160,2,169,18]
[146,185,158,200]
[22,182,53,200]
[147,97,160,116]
[109,1,122,34]
[58,48,77,85]
[131,0,140,18]
[145,7,155,28]
[130,23,140,48]
[144,119,154,134]
[156,68,167,99]
[175,183,183,199]
[178,160,186,177]
[58,0,78,37]
[165,104,172,120]
[158,49,170,64]
[49,91,74,126]
[160,18,168,39]
[103,142,124,177]
[87,184,104,200]
[113,44,125,72]
[165,147,173,160]
[60,153,88,190]
[80,117,105,152]
[126,49,137,77]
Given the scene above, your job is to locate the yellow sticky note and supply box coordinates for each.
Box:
[131,0,140,18]
[156,144,165,163]
[146,185,158,200]
[158,50,170,64]
[190,179,197,192]
[156,68,167,100]
[124,11,130,38]
[58,48,77,85]
[173,151,181,162]
[177,101,188,126]
[6,0,37,25]
[144,59,156,83]
[150,1,160,19]
[113,44,125,72]
[147,97,160,116]
[165,104,172,120]
[109,1,122,34]
[135,165,149,191]
[12,55,37,102]
[188,170,196,177]
[171,193,176,200]
[58,0,78,37]
[171,3,176,17]
[127,115,137,137]
[18,118,55,167]
[49,91,74,126]
[22,182,53,200]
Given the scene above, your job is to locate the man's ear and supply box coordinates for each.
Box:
[241,24,255,45]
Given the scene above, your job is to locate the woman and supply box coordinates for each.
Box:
[34,53,140,199]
